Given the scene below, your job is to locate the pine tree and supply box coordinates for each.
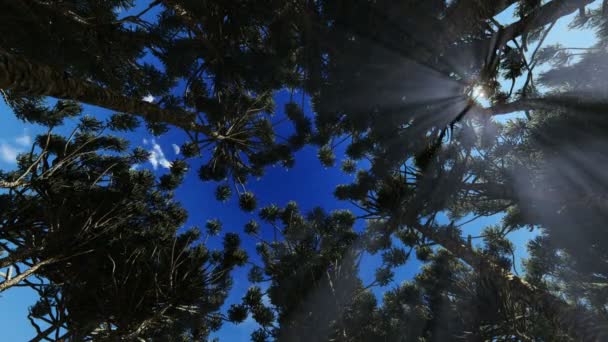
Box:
[0,0,309,185]
[2,0,608,340]
[0,102,246,340]
[226,203,568,341]
[294,0,608,339]
[229,203,370,342]
[0,0,169,97]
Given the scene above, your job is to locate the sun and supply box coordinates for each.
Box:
[471,85,486,99]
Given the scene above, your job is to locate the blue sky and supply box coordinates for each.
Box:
[0,1,601,340]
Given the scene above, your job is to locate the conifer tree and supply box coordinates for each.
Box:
[229,203,370,341]
[228,203,569,341]
[296,0,608,339]
[0,0,309,187]
[0,102,246,340]
[2,0,608,340]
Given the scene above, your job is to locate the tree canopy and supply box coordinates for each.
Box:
[1,0,608,341]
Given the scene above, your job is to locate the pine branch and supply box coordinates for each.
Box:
[0,49,226,139]
[407,215,608,341]
[495,0,595,53]
[160,0,219,57]
[484,92,608,116]
[0,258,56,293]
[440,0,519,46]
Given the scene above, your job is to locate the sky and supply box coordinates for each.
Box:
[0,1,602,341]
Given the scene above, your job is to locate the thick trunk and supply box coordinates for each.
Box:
[414,222,608,341]
[0,50,220,137]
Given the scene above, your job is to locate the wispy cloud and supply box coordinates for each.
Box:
[172,143,181,155]
[143,138,171,170]
[0,143,19,163]
[0,131,32,164]
[15,132,31,147]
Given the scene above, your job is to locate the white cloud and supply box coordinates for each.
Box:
[0,143,19,163]
[148,139,171,170]
[141,137,174,170]
[142,94,155,103]
[0,131,31,164]
[15,132,31,147]
[262,293,271,306]
[172,144,181,155]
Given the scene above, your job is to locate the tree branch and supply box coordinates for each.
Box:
[0,49,224,139]
[495,0,594,53]
[484,92,608,116]
[0,258,56,292]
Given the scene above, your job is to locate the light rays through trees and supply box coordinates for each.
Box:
[0,0,608,341]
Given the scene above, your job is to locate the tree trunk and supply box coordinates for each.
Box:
[0,49,220,137]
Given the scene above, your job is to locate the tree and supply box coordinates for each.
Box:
[0,0,309,187]
[229,202,569,341]
[524,232,608,334]
[0,102,246,340]
[294,0,608,339]
[343,233,571,342]
[2,0,608,339]
[0,0,169,97]
[228,203,374,342]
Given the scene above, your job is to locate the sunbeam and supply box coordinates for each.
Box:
[472,85,486,99]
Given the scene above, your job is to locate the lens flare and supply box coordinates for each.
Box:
[472,85,486,99]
